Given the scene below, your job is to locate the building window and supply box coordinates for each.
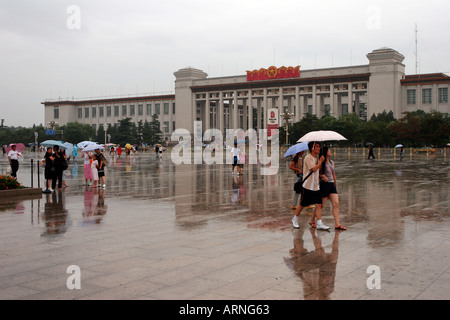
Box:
[99,106,104,117]
[172,121,175,131]
[130,105,135,116]
[92,107,96,118]
[78,108,82,118]
[107,106,111,117]
[114,105,119,117]
[92,124,96,131]
[155,103,160,114]
[122,105,127,116]
[341,104,348,115]
[164,102,169,114]
[407,89,416,104]
[164,121,169,133]
[307,105,313,115]
[138,104,143,116]
[438,87,448,103]
[54,107,59,119]
[146,104,151,115]
[323,104,331,116]
[172,102,176,114]
[85,107,89,118]
[422,88,432,104]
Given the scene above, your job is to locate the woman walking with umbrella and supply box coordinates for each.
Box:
[319,146,346,230]
[285,142,309,210]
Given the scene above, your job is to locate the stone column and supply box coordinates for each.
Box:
[248,90,253,130]
[233,90,238,130]
[219,91,224,133]
[295,86,300,122]
[205,93,210,130]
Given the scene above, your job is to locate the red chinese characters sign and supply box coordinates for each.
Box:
[246,66,300,81]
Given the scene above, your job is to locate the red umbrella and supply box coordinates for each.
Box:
[6,143,26,153]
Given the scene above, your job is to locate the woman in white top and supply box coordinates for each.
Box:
[90,155,99,188]
[83,151,93,186]
[7,144,21,179]
[231,142,240,175]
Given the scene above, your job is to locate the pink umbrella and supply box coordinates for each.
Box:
[6,143,26,153]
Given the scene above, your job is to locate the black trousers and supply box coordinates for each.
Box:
[10,159,19,178]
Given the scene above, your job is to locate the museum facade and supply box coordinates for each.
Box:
[42,47,449,141]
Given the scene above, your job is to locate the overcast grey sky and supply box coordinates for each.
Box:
[1,0,449,127]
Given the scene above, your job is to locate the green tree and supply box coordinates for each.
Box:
[115,118,136,145]
[61,122,96,144]
[142,115,162,145]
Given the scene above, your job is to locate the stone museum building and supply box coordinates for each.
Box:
[42,47,450,142]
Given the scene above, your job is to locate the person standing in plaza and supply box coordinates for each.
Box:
[90,154,99,188]
[83,150,93,186]
[95,148,107,189]
[51,145,64,190]
[72,145,78,164]
[319,146,346,230]
[292,141,330,230]
[43,147,55,193]
[231,142,240,175]
[61,148,69,188]
[7,144,20,179]
[289,151,304,210]
[368,144,375,159]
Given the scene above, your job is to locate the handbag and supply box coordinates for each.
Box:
[61,159,68,170]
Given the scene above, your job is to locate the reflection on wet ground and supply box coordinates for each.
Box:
[0,150,449,300]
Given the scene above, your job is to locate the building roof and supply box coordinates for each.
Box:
[401,73,450,86]
[42,94,175,106]
[190,73,371,92]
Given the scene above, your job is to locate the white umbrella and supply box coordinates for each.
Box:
[297,130,347,142]
[77,141,97,149]
[82,144,104,152]
[395,144,403,148]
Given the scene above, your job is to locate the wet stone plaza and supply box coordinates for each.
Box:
[0,149,449,300]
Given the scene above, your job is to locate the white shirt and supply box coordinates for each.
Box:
[231,147,240,157]
[8,150,19,160]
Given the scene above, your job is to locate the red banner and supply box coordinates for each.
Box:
[246,66,300,81]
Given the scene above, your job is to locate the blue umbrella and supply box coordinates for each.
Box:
[284,142,309,158]
[41,140,67,149]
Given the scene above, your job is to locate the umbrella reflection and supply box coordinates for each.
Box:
[81,188,107,225]
[42,192,68,236]
[284,222,342,300]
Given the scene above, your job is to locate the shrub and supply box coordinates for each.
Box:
[0,175,24,190]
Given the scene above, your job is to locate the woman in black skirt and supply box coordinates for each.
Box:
[319,146,346,230]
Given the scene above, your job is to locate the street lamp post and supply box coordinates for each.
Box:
[281,112,294,145]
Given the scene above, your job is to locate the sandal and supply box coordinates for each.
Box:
[335,225,347,230]
[309,222,316,228]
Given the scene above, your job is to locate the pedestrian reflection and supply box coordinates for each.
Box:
[42,191,68,236]
[231,175,245,205]
[71,164,78,177]
[285,224,342,300]
[82,188,107,225]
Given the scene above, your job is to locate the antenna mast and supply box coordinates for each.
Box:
[415,23,418,74]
